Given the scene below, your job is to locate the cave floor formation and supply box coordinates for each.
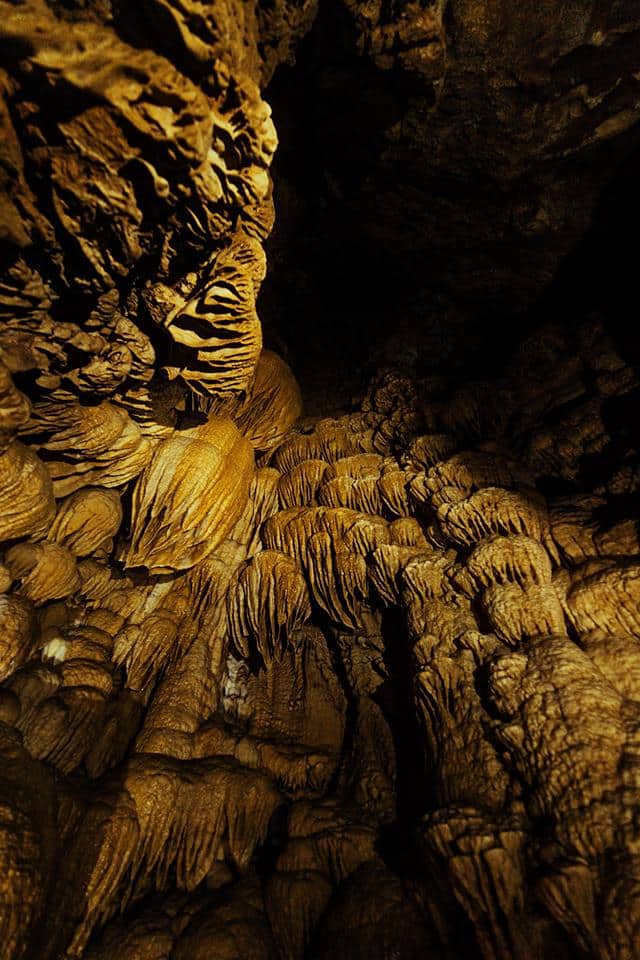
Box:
[1,2,640,959]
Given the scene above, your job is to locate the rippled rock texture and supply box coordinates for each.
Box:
[1,2,640,959]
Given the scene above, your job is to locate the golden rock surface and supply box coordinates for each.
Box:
[0,1,639,959]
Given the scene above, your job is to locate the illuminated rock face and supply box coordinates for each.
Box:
[0,2,639,959]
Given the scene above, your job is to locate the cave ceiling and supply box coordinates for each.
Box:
[0,1,640,959]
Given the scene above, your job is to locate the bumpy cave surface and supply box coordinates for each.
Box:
[1,2,640,959]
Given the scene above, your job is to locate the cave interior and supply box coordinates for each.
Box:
[1,1,640,959]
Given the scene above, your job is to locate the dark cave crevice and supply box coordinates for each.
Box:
[258,0,640,411]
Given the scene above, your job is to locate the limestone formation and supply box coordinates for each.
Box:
[0,2,638,959]
[125,417,255,574]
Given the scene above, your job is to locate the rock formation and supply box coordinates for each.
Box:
[0,2,639,959]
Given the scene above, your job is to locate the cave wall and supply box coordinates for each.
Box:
[260,0,640,404]
[0,2,640,959]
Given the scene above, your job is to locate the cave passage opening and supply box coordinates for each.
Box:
[258,0,640,416]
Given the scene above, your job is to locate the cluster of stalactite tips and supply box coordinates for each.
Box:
[2,1,640,959]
